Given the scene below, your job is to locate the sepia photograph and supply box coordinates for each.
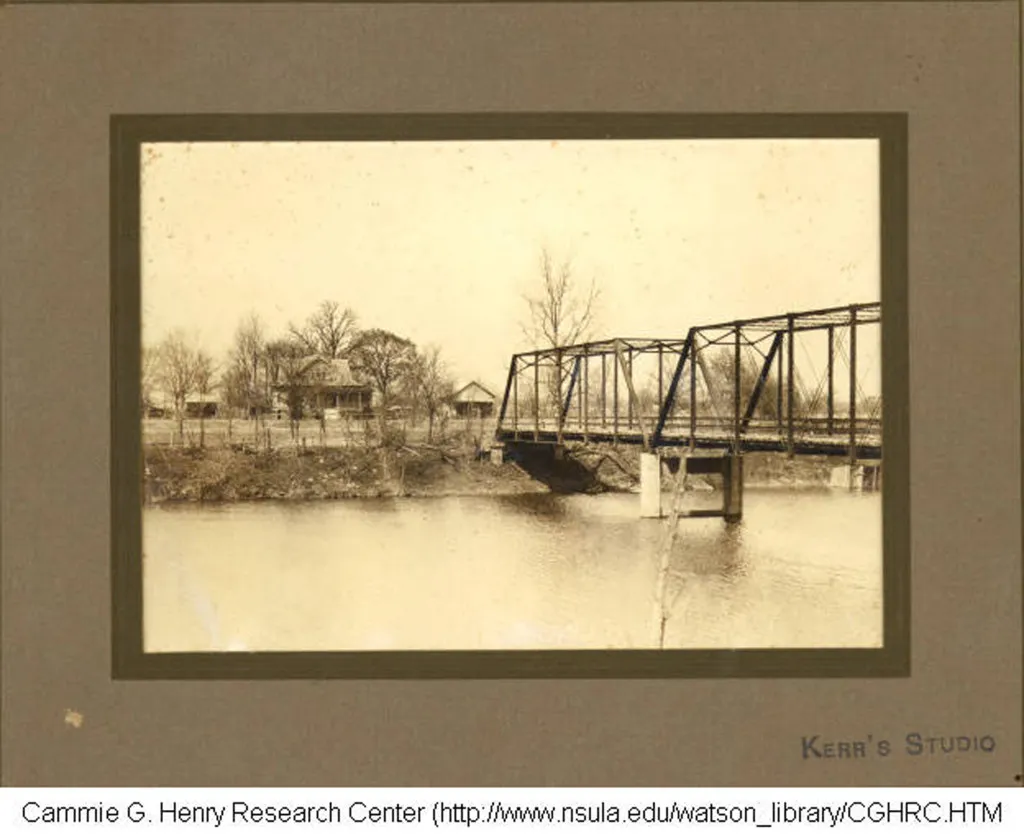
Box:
[137,132,884,657]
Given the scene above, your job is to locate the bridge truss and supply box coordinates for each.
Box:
[495,302,882,460]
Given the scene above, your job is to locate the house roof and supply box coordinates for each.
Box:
[185,392,221,404]
[453,381,497,404]
[282,356,371,390]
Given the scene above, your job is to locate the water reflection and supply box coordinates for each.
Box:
[143,489,882,653]
[673,522,747,581]
[492,492,570,521]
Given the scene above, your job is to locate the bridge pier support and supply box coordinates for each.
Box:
[723,454,744,523]
[830,461,882,492]
[639,452,663,518]
[863,462,882,492]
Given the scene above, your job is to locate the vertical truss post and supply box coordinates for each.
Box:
[733,324,742,451]
[582,347,589,440]
[689,335,697,451]
[827,325,835,433]
[776,330,784,429]
[601,353,607,428]
[658,344,664,420]
[577,354,584,428]
[787,314,795,458]
[626,349,634,429]
[613,349,619,442]
[849,306,858,464]
[512,359,519,437]
[533,356,540,441]
[555,348,564,445]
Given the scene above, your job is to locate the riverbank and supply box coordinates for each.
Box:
[144,442,548,504]
[145,439,843,505]
[568,445,841,492]
[738,451,841,487]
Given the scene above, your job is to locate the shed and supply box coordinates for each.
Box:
[452,381,497,419]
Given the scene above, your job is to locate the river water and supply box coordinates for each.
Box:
[143,488,882,653]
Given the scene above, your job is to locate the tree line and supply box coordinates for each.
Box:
[144,301,458,444]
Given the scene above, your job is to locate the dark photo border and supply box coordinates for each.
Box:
[111,112,909,680]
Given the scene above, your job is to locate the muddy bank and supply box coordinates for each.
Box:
[561,445,841,492]
[145,439,846,505]
[736,451,842,487]
[144,443,547,504]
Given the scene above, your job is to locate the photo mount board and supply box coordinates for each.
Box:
[2,1,1019,788]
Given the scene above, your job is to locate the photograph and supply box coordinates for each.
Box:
[138,134,883,655]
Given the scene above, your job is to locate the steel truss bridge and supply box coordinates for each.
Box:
[495,302,882,461]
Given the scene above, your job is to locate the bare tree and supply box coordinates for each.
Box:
[523,247,600,349]
[229,313,267,438]
[408,345,455,442]
[348,329,416,415]
[289,300,359,359]
[704,349,793,423]
[155,330,199,444]
[522,246,600,425]
[264,337,315,437]
[219,364,249,440]
[193,350,217,449]
[141,345,160,415]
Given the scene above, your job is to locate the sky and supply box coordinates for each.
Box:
[141,138,880,395]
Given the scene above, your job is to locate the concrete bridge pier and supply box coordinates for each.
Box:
[861,462,882,491]
[723,454,744,523]
[640,452,663,518]
[640,450,744,522]
[830,461,883,491]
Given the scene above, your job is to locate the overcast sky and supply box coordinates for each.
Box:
[141,138,880,394]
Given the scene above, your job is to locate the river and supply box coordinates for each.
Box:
[142,488,882,653]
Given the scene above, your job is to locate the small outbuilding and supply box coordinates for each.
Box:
[452,381,497,419]
[185,395,220,419]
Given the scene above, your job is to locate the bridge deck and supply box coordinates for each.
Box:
[496,420,881,459]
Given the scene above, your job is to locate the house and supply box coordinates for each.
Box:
[185,394,219,419]
[272,356,373,419]
[144,389,219,419]
[452,381,497,419]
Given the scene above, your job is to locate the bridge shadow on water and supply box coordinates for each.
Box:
[501,442,608,495]
[491,491,570,520]
[499,440,751,583]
